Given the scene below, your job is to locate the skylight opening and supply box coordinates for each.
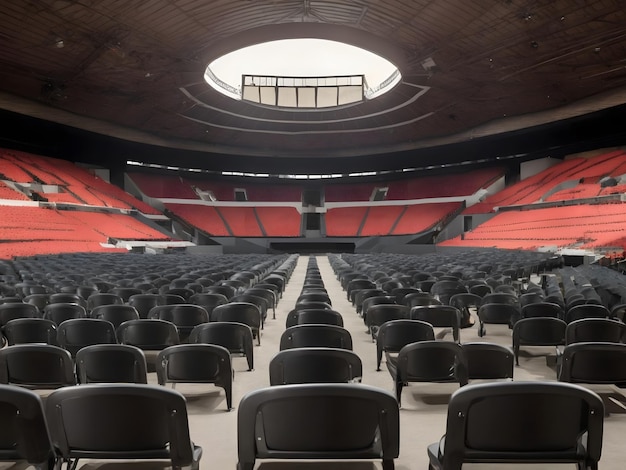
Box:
[205,38,401,108]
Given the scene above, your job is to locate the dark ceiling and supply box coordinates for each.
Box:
[2,0,626,174]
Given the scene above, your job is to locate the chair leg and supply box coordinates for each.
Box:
[382,459,395,470]
[395,381,403,406]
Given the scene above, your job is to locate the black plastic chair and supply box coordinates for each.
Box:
[117,319,180,351]
[388,340,468,405]
[48,293,87,310]
[148,304,209,342]
[190,321,255,371]
[448,293,481,328]
[376,319,435,371]
[0,302,40,327]
[237,383,399,470]
[285,308,344,328]
[410,305,462,342]
[212,302,263,345]
[0,384,56,470]
[189,292,229,320]
[565,304,611,323]
[520,301,564,320]
[204,284,237,300]
[86,292,124,312]
[56,318,117,357]
[365,304,409,342]
[0,344,75,389]
[427,381,604,470]
[232,293,269,326]
[269,347,363,385]
[477,303,521,337]
[512,317,567,366]
[45,384,203,470]
[110,286,143,302]
[76,344,148,384]
[461,342,514,380]
[128,293,165,319]
[22,293,50,313]
[156,344,233,411]
[279,324,353,351]
[43,302,86,325]
[2,317,57,345]
[559,341,626,386]
[91,304,140,329]
[565,318,626,345]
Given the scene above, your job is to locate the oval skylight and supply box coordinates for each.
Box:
[204,38,401,109]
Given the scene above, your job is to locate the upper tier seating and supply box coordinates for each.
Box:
[441,202,626,251]
[466,149,626,214]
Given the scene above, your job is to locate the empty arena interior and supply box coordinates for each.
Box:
[3,1,626,469]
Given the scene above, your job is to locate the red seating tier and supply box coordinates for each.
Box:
[216,207,263,237]
[392,202,462,235]
[164,203,230,236]
[360,206,405,236]
[255,207,301,237]
[129,173,198,199]
[325,207,368,236]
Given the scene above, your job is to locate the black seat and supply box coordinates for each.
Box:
[45,384,203,469]
[0,344,75,389]
[565,318,626,344]
[189,292,229,320]
[520,301,564,319]
[0,384,56,470]
[148,304,209,342]
[559,341,626,387]
[2,318,57,345]
[22,293,50,313]
[387,340,468,405]
[110,286,143,302]
[410,305,462,342]
[236,383,399,470]
[365,304,409,342]
[56,318,117,357]
[448,293,481,328]
[461,342,514,380]
[427,381,604,470]
[232,293,269,326]
[117,319,180,351]
[269,347,363,385]
[156,343,233,411]
[91,304,140,329]
[190,321,255,371]
[279,324,353,351]
[43,302,86,325]
[376,319,435,371]
[76,344,148,384]
[212,302,263,345]
[565,304,610,323]
[86,292,124,312]
[477,303,521,336]
[128,293,165,319]
[512,317,567,366]
[285,308,344,328]
[0,302,40,327]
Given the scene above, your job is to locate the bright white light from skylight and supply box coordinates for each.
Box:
[205,38,401,105]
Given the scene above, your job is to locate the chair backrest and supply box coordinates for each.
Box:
[437,381,603,469]
[90,304,140,329]
[480,293,519,307]
[402,293,442,309]
[22,293,50,313]
[279,324,353,351]
[565,317,626,344]
[565,304,610,323]
[396,340,468,386]
[48,293,87,309]
[0,384,55,469]
[410,305,462,341]
[188,293,229,318]
[0,344,75,388]
[376,319,435,371]
[56,318,117,357]
[285,308,344,328]
[212,302,261,330]
[43,302,86,325]
[76,344,148,384]
[148,304,209,330]
[156,344,232,410]
[0,303,40,327]
[189,321,254,370]
[45,384,201,469]
[559,341,626,384]
[117,319,180,350]
[365,304,408,331]
[461,342,514,380]
[237,383,399,470]
[86,293,124,312]
[3,318,57,345]
[520,302,563,319]
[269,347,362,385]
[127,293,165,319]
